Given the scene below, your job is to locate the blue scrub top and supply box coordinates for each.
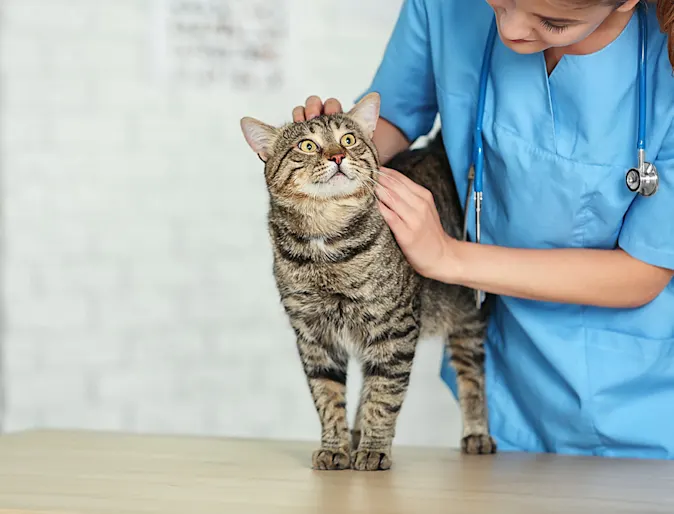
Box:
[360,0,674,458]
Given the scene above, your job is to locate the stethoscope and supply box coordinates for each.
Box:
[462,4,658,308]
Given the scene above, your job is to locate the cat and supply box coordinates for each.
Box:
[240,92,495,471]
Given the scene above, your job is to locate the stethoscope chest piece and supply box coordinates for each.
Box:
[626,161,659,197]
[626,5,658,198]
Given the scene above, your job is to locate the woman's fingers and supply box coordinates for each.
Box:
[380,167,429,200]
[304,95,324,120]
[378,169,427,215]
[292,106,306,122]
[377,200,406,234]
[323,98,343,115]
[291,96,344,122]
[376,180,417,227]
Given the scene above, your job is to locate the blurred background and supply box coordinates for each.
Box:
[0,0,461,448]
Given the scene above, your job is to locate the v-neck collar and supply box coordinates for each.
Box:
[547,8,638,83]
[545,11,640,161]
[484,9,640,158]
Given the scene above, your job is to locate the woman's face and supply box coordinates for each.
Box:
[484,0,635,53]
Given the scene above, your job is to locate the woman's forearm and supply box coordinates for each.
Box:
[373,118,411,165]
[437,241,673,308]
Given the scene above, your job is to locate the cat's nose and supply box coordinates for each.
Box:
[329,153,345,165]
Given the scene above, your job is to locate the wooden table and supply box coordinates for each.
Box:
[1,430,674,513]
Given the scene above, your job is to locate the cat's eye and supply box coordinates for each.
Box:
[340,133,357,147]
[298,139,319,153]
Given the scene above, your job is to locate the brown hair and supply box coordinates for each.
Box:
[566,1,674,68]
[655,0,674,69]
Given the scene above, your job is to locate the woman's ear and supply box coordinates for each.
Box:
[240,117,280,162]
[347,92,381,138]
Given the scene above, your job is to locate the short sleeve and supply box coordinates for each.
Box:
[619,120,674,270]
[355,0,437,143]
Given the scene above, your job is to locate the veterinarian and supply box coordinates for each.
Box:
[292,0,674,459]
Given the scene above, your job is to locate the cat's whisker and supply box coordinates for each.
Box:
[360,183,378,202]
[371,169,408,190]
[359,177,381,199]
[361,176,395,204]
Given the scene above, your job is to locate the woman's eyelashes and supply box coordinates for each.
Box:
[540,19,569,33]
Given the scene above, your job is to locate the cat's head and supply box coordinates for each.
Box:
[240,93,381,206]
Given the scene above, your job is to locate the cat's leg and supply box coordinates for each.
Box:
[296,334,351,470]
[447,323,497,455]
[353,329,418,471]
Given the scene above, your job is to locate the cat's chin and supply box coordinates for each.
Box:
[299,176,363,199]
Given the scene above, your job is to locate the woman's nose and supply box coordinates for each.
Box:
[497,10,531,41]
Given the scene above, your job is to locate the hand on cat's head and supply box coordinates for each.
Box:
[239,93,382,201]
[292,96,343,123]
[240,93,380,162]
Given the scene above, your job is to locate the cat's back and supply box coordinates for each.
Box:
[386,133,483,336]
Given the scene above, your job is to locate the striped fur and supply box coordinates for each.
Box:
[240,93,495,471]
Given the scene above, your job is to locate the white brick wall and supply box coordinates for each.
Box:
[0,0,462,448]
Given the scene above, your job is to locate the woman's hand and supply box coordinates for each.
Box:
[292,96,343,122]
[375,167,459,280]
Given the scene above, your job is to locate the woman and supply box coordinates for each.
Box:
[292,0,674,458]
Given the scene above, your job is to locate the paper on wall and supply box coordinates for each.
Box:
[153,0,287,89]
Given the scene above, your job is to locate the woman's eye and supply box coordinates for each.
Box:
[541,19,568,33]
[298,140,319,153]
[340,133,357,147]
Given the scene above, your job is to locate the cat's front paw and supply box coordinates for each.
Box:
[461,433,497,455]
[312,448,351,470]
[351,449,392,471]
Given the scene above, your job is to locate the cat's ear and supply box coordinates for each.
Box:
[240,117,280,162]
[347,92,380,138]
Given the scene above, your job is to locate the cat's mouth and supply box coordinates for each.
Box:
[299,165,363,199]
[325,169,352,183]
[321,164,355,184]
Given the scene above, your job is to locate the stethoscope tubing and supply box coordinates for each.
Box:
[464,5,649,308]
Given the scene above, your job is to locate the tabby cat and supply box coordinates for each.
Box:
[240,92,495,471]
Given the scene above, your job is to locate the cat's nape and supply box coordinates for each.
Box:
[240,92,495,471]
